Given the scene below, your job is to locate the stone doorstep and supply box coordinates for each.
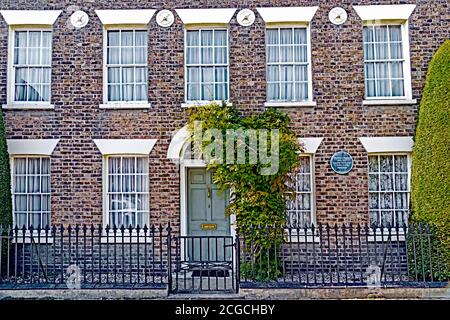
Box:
[0,287,448,300]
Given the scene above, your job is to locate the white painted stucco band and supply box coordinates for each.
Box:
[95,9,156,25]
[7,139,60,155]
[358,137,414,153]
[93,139,157,155]
[0,10,62,25]
[353,4,416,21]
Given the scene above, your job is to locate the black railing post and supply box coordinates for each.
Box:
[235,226,240,294]
[167,222,172,293]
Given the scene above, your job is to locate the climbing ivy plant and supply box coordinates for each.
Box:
[187,103,303,279]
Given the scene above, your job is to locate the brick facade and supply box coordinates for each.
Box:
[0,0,449,232]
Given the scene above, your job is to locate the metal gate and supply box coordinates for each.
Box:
[170,235,238,294]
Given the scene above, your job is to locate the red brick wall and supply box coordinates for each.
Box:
[0,1,449,230]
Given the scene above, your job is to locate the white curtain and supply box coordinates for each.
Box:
[369,155,409,227]
[364,26,404,98]
[108,157,149,228]
[267,28,309,102]
[13,157,50,228]
[287,156,312,228]
[107,30,147,102]
[14,31,51,102]
[186,30,228,101]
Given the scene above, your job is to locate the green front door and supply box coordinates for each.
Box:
[187,168,230,262]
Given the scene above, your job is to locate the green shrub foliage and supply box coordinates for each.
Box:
[0,108,12,230]
[187,103,303,279]
[411,40,450,279]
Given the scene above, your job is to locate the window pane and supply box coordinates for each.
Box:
[267,46,279,63]
[108,85,121,101]
[108,47,120,64]
[201,84,214,100]
[15,31,27,48]
[214,47,227,64]
[364,63,375,79]
[108,67,120,84]
[41,48,51,65]
[280,82,293,100]
[122,68,134,84]
[135,47,146,64]
[365,80,376,97]
[121,31,133,46]
[389,26,402,42]
[281,66,293,82]
[135,67,147,83]
[364,43,374,60]
[187,84,200,100]
[390,43,403,59]
[280,29,292,44]
[201,47,213,64]
[391,80,404,96]
[201,30,213,46]
[201,67,214,83]
[374,26,388,42]
[186,48,199,64]
[267,29,279,45]
[215,67,227,83]
[135,31,147,46]
[186,30,199,46]
[267,83,279,101]
[187,67,200,83]
[28,31,41,47]
[280,46,293,62]
[108,31,120,46]
[377,80,390,97]
[15,48,27,65]
[15,85,27,101]
[28,48,40,65]
[368,174,379,191]
[363,27,374,42]
[294,83,308,100]
[122,84,134,101]
[390,62,403,78]
[375,43,389,60]
[267,66,279,82]
[294,65,307,82]
[121,47,133,64]
[135,84,147,101]
[15,68,28,84]
[294,28,307,44]
[215,84,226,100]
[214,30,227,46]
[380,156,393,172]
[294,46,307,63]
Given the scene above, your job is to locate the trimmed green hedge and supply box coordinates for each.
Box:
[411,40,450,278]
[0,108,12,230]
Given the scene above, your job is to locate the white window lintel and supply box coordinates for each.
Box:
[298,137,323,154]
[256,6,319,24]
[95,9,156,26]
[94,139,157,155]
[7,139,60,156]
[353,4,416,21]
[358,136,413,153]
[0,10,62,26]
[175,8,236,25]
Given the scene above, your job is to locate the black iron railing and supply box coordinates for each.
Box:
[0,224,171,288]
[0,223,447,291]
[238,223,448,287]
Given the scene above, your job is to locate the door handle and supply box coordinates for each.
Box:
[207,186,211,198]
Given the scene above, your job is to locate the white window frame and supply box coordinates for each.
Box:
[10,155,52,242]
[264,24,313,106]
[366,153,411,242]
[362,21,413,102]
[4,26,54,110]
[288,154,316,227]
[100,26,150,109]
[102,155,150,228]
[183,27,230,106]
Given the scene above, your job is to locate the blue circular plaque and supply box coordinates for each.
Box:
[330,150,353,175]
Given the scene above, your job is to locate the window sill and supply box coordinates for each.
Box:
[11,231,54,244]
[2,104,55,110]
[284,231,320,243]
[264,101,317,108]
[363,99,417,106]
[100,234,153,244]
[367,229,406,242]
[99,102,151,109]
[181,101,232,108]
